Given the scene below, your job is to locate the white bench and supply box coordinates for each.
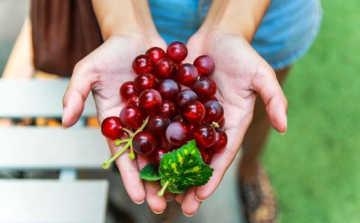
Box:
[0,79,110,223]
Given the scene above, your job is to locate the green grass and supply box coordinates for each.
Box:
[263,1,360,222]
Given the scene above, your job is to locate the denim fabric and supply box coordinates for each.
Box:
[148,0,322,70]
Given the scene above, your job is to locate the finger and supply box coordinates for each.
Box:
[62,61,99,128]
[175,193,184,204]
[111,142,146,204]
[164,191,175,202]
[137,155,167,214]
[181,187,201,217]
[252,66,288,134]
[195,127,244,201]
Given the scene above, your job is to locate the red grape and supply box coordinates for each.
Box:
[134,73,157,93]
[174,64,198,87]
[219,117,225,128]
[176,89,198,107]
[193,55,215,77]
[166,42,188,63]
[203,100,224,124]
[160,100,178,119]
[132,55,154,74]
[127,96,139,107]
[154,58,177,79]
[172,115,185,123]
[149,147,169,167]
[166,122,189,146]
[192,77,217,99]
[193,123,216,148]
[157,79,180,100]
[120,81,138,101]
[181,101,205,125]
[146,47,166,64]
[200,96,218,104]
[119,105,146,129]
[101,116,124,140]
[132,131,158,155]
[199,148,213,165]
[139,89,163,114]
[147,114,171,137]
[209,129,228,153]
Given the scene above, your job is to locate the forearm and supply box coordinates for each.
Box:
[92,0,158,40]
[200,0,271,42]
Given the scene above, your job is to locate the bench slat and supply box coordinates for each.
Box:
[0,180,108,223]
[0,79,97,117]
[0,127,110,169]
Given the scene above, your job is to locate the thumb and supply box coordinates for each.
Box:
[252,65,288,134]
[62,62,98,128]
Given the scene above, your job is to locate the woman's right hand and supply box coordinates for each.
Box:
[62,33,172,213]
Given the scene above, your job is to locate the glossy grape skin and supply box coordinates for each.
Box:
[172,115,185,123]
[200,96,218,104]
[174,64,198,87]
[139,89,163,114]
[199,148,213,165]
[203,100,224,124]
[132,55,154,74]
[149,147,169,168]
[119,105,146,129]
[120,81,138,101]
[192,77,217,99]
[160,100,178,119]
[157,79,180,100]
[176,89,198,108]
[166,122,189,146]
[146,47,166,64]
[181,101,205,125]
[147,114,171,137]
[209,129,228,153]
[154,58,177,79]
[193,55,215,77]
[193,123,216,148]
[166,41,188,63]
[134,73,157,93]
[132,131,158,155]
[126,96,139,107]
[101,116,124,140]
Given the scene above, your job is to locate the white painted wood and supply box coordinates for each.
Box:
[0,180,109,223]
[0,79,97,117]
[0,127,110,169]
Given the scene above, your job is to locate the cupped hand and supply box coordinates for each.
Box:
[62,34,173,213]
[177,31,288,216]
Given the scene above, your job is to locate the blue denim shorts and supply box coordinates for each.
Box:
[148,0,322,70]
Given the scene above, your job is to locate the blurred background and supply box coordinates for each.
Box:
[1,0,359,223]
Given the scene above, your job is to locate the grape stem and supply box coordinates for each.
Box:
[212,122,220,128]
[102,140,132,169]
[158,180,170,197]
[114,139,130,146]
[123,128,134,137]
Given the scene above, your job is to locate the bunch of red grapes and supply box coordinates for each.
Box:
[101,42,227,167]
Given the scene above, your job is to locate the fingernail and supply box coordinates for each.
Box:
[280,117,287,135]
[62,106,68,129]
[166,198,173,202]
[152,210,164,214]
[195,196,204,202]
[134,199,144,205]
[183,212,196,217]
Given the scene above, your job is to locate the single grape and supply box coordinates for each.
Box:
[209,129,228,153]
[181,100,205,125]
[176,89,198,108]
[160,100,178,119]
[154,58,177,79]
[166,42,188,63]
[146,47,166,64]
[157,79,180,100]
[134,73,157,93]
[127,96,139,107]
[193,55,215,77]
[199,148,213,165]
[101,116,124,140]
[172,115,185,123]
[120,81,138,101]
[119,105,146,129]
[132,55,154,74]
[149,147,169,168]
[174,64,198,87]
[193,123,216,148]
[192,77,217,99]
[166,122,189,146]
[147,114,171,137]
[132,131,158,155]
[203,100,224,124]
[139,89,163,114]
[200,96,218,104]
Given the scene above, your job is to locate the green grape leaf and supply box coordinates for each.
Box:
[140,164,161,181]
[159,140,214,193]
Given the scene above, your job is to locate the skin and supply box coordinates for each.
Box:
[62,0,287,217]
